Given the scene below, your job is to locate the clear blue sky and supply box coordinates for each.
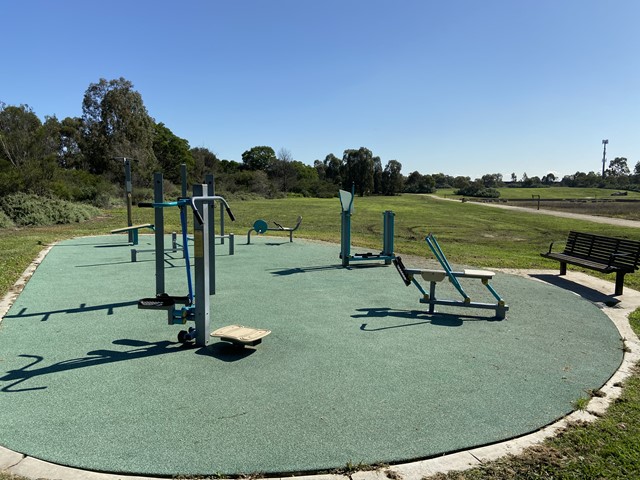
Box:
[2,0,639,180]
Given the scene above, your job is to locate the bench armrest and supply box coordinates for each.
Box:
[545,239,568,254]
[608,252,631,267]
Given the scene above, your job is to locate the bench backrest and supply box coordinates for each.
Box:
[564,231,640,270]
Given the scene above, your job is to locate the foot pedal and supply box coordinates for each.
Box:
[210,325,271,347]
[138,295,175,310]
[138,293,192,310]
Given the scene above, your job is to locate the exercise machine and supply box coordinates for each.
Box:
[137,184,270,347]
[109,157,154,245]
[394,233,508,319]
[339,184,395,267]
[247,216,303,244]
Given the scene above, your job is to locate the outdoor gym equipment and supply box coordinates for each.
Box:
[137,184,270,347]
[109,157,154,245]
[339,184,395,267]
[247,216,303,244]
[394,233,508,319]
[110,223,154,246]
[130,167,234,264]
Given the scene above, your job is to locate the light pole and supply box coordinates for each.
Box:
[601,139,608,177]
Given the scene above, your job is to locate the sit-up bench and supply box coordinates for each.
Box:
[394,233,509,319]
[247,216,302,244]
[110,223,154,245]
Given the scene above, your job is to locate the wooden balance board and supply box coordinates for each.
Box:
[210,325,271,346]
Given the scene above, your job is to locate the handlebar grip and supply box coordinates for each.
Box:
[138,202,154,208]
[225,206,236,222]
[189,198,205,225]
[193,209,204,225]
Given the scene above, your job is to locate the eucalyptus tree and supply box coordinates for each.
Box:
[0,103,42,168]
[343,147,374,196]
[191,147,219,181]
[381,159,403,195]
[322,153,343,185]
[81,77,158,185]
[274,147,297,193]
[152,122,193,184]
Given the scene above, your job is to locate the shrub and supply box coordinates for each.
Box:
[0,193,101,226]
[455,183,500,198]
[0,209,14,228]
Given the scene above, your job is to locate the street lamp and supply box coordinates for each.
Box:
[601,139,608,177]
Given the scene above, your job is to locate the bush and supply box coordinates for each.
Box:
[0,193,101,226]
[455,183,500,198]
[0,209,14,228]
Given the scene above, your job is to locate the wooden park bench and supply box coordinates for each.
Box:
[541,231,640,296]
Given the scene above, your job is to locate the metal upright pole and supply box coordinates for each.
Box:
[205,174,216,295]
[602,139,609,178]
[154,173,165,296]
[180,163,188,197]
[122,158,134,242]
[192,184,210,347]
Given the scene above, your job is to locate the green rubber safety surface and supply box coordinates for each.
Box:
[0,235,623,477]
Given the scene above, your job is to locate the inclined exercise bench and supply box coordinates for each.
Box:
[394,234,508,319]
[110,223,154,245]
[541,231,640,296]
[247,216,302,244]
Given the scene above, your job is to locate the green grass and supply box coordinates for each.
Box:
[0,194,639,479]
[436,186,640,200]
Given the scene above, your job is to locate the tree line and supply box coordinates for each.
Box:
[2,77,639,206]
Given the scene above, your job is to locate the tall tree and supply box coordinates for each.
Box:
[0,103,41,168]
[81,77,157,184]
[343,147,374,196]
[381,160,403,195]
[241,146,276,171]
[274,147,297,193]
[58,116,85,169]
[152,122,193,184]
[323,153,343,185]
[607,157,630,177]
[373,156,383,194]
[191,147,220,180]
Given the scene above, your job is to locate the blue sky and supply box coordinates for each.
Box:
[2,0,639,179]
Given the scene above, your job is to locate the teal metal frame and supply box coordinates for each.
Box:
[137,187,236,346]
[394,234,509,319]
[339,184,395,267]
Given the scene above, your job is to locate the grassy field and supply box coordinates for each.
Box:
[436,186,640,200]
[0,193,639,479]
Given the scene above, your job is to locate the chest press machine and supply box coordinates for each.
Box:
[394,233,509,320]
[137,184,270,347]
